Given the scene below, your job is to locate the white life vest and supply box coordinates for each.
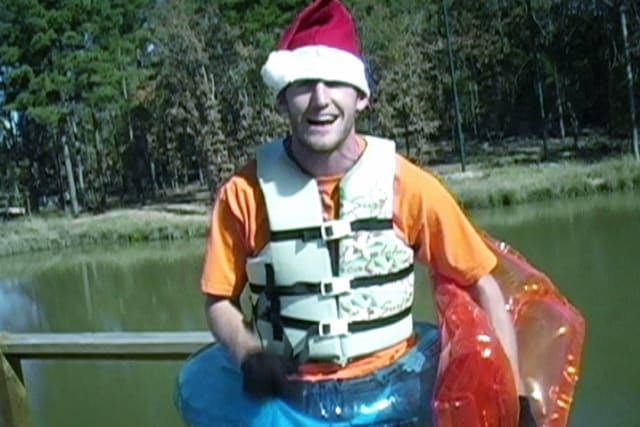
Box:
[246,136,415,365]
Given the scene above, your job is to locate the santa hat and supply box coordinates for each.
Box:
[261,0,370,97]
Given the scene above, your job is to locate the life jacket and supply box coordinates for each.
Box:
[246,136,415,365]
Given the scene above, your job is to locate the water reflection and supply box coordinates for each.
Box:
[0,278,41,331]
[0,240,206,333]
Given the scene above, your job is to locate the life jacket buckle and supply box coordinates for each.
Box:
[320,277,352,296]
[320,219,353,241]
[318,318,350,337]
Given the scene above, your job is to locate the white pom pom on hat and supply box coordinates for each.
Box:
[261,0,370,97]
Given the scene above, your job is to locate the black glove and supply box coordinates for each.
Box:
[240,351,296,399]
[519,396,538,427]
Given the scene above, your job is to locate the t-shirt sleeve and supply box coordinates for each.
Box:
[200,182,251,299]
[200,160,269,298]
[396,156,496,286]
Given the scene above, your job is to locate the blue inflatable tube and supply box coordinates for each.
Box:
[175,322,440,427]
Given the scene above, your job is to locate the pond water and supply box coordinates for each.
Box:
[1,191,638,427]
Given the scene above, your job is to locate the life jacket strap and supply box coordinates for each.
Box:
[264,264,284,341]
[270,218,392,242]
[260,306,413,338]
[249,264,414,296]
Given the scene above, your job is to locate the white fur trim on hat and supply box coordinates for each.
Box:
[261,45,370,97]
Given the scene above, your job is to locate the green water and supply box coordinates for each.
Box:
[1,191,639,426]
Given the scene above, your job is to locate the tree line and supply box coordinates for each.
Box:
[1,0,639,215]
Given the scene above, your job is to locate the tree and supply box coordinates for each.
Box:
[618,1,639,160]
[350,0,443,162]
[442,0,466,170]
[0,0,154,212]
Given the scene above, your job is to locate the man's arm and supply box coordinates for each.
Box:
[468,273,525,394]
[205,294,261,364]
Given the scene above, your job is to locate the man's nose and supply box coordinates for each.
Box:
[309,81,330,105]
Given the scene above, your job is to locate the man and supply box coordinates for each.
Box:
[200,0,537,425]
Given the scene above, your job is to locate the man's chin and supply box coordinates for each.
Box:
[301,137,342,153]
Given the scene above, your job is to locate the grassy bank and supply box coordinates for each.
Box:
[1,155,638,257]
[444,155,640,209]
[0,208,209,258]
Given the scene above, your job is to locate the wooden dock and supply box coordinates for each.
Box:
[0,331,213,427]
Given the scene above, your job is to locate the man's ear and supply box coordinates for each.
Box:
[356,92,369,112]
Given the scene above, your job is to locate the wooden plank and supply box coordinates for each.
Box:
[0,352,33,427]
[0,331,213,359]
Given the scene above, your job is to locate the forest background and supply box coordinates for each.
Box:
[1,0,639,221]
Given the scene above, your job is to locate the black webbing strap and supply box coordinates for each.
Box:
[264,264,284,341]
[270,218,392,242]
[260,306,413,336]
[249,264,414,296]
[328,241,339,276]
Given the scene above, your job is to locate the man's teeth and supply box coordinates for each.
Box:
[308,116,336,124]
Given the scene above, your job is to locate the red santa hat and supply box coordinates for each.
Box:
[261,0,370,97]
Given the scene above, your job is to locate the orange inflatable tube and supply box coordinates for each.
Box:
[432,234,585,427]
[433,281,519,426]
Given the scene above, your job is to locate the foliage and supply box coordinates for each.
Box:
[1,0,153,210]
[352,0,443,158]
[1,0,639,213]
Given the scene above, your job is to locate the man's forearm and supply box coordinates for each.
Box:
[471,274,524,394]
[205,295,261,364]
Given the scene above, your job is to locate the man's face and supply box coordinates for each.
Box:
[281,80,369,153]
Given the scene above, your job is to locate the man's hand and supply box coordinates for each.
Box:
[519,396,538,427]
[240,351,296,399]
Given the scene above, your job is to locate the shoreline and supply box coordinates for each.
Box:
[2,155,638,258]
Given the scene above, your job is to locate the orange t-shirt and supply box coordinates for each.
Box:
[200,137,496,380]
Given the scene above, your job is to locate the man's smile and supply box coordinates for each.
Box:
[307,115,338,126]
